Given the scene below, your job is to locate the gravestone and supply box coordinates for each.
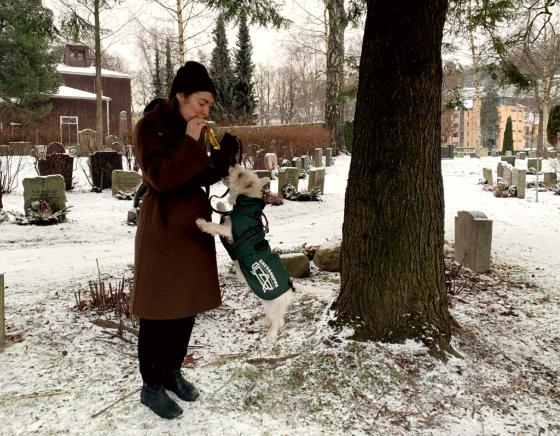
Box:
[502,164,513,187]
[512,168,526,199]
[301,155,311,170]
[497,162,504,178]
[500,156,515,166]
[22,175,66,213]
[253,170,272,190]
[8,142,33,156]
[292,157,302,172]
[543,172,558,187]
[110,141,123,154]
[119,111,129,144]
[527,158,542,173]
[478,148,489,157]
[46,142,66,155]
[528,150,537,158]
[279,253,310,278]
[0,273,4,349]
[37,154,74,190]
[111,170,142,195]
[454,210,492,273]
[313,148,323,167]
[34,145,47,160]
[491,149,500,157]
[105,135,119,146]
[89,151,123,190]
[308,167,325,193]
[482,168,493,185]
[549,150,557,159]
[280,159,292,168]
[542,148,549,159]
[441,145,454,159]
[516,152,526,160]
[325,148,333,166]
[254,149,267,170]
[78,129,98,155]
[263,153,278,171]
[278,167,300,193]
[505,151,512,156]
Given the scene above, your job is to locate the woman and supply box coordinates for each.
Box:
[131,61,238,419]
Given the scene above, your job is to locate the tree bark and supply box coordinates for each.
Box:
[325,0,346,154]
[337,0,452,349]
[176,0,185,63]
[94,0,104,149]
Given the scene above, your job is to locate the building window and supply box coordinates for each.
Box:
[60,116,79,145]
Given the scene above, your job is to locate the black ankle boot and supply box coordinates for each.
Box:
[164,370,199,402]
[140,384,183,419]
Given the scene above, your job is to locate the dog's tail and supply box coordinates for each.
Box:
[293,283,335,298]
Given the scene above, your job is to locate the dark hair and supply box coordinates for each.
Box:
[169,61,217,99]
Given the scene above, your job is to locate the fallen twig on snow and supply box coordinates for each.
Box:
[245,353,301,368]
[91,388,141,418]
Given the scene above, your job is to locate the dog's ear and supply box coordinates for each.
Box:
[259,177,271,189]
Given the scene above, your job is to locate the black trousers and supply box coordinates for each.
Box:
[138,316,195,385]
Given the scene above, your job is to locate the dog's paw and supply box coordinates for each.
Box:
[216,201,228,212]
[195,218,209,231]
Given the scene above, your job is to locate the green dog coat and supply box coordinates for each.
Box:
[220,194,294,300]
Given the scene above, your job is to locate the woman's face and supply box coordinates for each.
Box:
[176,91,214,122]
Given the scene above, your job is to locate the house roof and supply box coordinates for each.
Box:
[52,85,112,102]
[56,64,132,79]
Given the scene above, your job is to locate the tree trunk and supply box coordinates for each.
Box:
[336,0,452,351]
[94,0,104,149]
[325,0,346,154]
[176,0,185,63]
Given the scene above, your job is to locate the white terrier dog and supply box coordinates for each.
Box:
[196,165,294,342]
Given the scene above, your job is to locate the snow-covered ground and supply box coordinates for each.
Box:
[0,154,558,435]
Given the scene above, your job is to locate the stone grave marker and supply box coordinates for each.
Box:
[502,164,513,186]
[119,111,129,144]
[512,168,526,199]
[505,151,512,156]
[0,273,4,349]
[38,154,74,190]
[111,170,142,195]
[292,157,302,172]
[278,167,300,193]
[308,167,325,193]
[301,155,310,170]
[543,172,558,187]
[497,162,504,178]
[110,141,124,154]
[516,151,526,160]
[454,210,492,273]
[527,158,542,173]
[89,151,123,190]
[23,175,66,213]
[263,153,278,171]
[549,150,557,159]
[253,170,272,190]
[478,148,489,157]
[500,156,515,166]
[8,141,33,155]
[105,135,119,146]
[46,142,66,155]
[78,129,98,154]
[325,148,333,166]
[280,159,292,168]
[254,149,266,170]
[528,150,537,158]
[491,149,500,157]
[482,168,493,185]
[313,148,323,167]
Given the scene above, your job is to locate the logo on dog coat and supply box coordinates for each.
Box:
[250,260,278,293]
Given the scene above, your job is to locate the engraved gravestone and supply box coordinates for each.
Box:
[78,129,98,155]
[38,154,74,190]
[482,168,493,185]
[512,168,526,199]
[527,158,542,173]
[454,210,492,273]
[543,172,557,187]
[313,148,323,167]
[301,155,310,170]
[263,153,278,171]
[278,167,300,193]
[23,175,66,213]
[89,151,123,190]
[497,162,504,178]
[500,156,515,166]
[111,170,142,195]
[502,164,513,187]
[46,142,66,155]
[254,149,267,170]
[325,148,333,166]
[516,152,526,160]
[105,135,119,146]
[119,111,129,144]
[308,167,325,193]
[292,157,302,172]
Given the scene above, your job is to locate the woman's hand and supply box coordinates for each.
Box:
[186,117,206,141]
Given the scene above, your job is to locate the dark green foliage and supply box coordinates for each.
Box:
[282,184,322,201]
[502,116,514,154]
[480,83,499,149]
[164,38,174,97]
[547,105,560,146]
[152,47,163,99]
[202,0,288,28]
[343,121,354,153]
[209,14,234,123]
[0,0,61,124]
[232,13,256,124]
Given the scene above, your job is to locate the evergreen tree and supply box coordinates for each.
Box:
[152,47,163,99]
[546,104,560,147]
[502,116,514,154]
[164,37,174,97]
[480,83,499,150]
[0,0,61,124]
[232,13,256,124]
[209,14,234,123]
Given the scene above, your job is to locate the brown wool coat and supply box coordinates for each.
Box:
[131,99,222,319]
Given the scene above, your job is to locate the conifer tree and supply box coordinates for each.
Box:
[209,14,234,123]
[546,105,560,147]
[152,47,163,99]
[232,13,256,124]
[164,38,174,97]
[502,116,514,154]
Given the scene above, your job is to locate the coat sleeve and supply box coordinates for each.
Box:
[136,118,212,192]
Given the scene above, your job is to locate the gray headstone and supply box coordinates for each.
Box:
[89,151,123,190]
[308,167,325,194]
[482,168,493,185]
[505,150,512,156]
[253,170,272,190]
[105,135,119,146]
[497,162,504,178]
[512,168,526,199]
[454,210,492,273]
[278,167,300,193]
[22,175,66,213]
[46,142,66,155]
[301,155,310,170]
[78,129,98,154]
[516,152,526,160]
[549,150,557,159]
[313,148,323,167]
[292,157,302,171]
[37,154,74,190]
[491,149,500,157]
[528,150,537,158]
[325,148,333,167]
[111,170,142,195]
[119,111,129,144]
[543,172,558,187]
[500,156,515,166]
[502,164,513,187]
[263,153,278,171]
[527,158,542,173]
[477,148,489,157]
[254,149,267,170]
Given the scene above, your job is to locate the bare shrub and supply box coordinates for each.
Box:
[0,154,25,209]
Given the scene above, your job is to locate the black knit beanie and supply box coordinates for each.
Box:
[169,61,217,98]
